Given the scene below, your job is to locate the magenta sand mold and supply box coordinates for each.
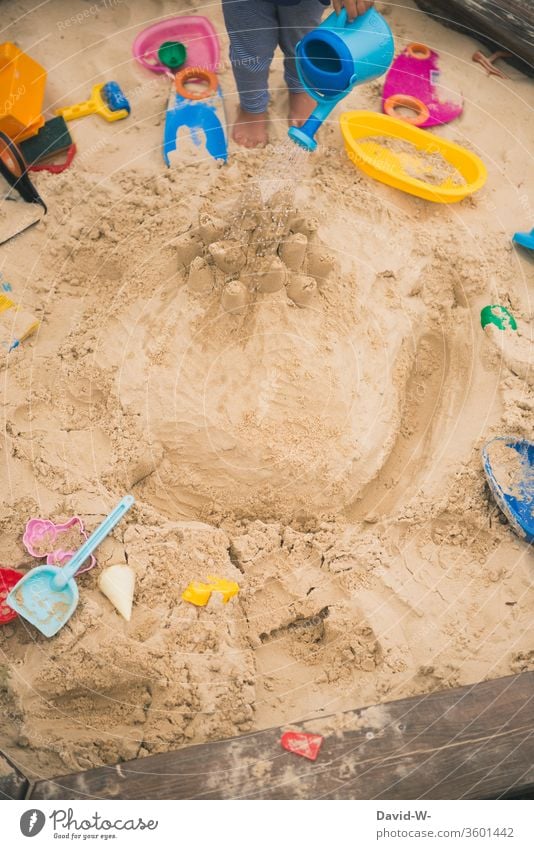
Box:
[383,42,463,128]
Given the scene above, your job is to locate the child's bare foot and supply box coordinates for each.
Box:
[232,107,268,148]
[289,91,316,127]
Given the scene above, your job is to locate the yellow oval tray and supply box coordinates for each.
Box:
[340,111,487,203]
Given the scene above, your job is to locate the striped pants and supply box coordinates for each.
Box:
[222,0,325,113]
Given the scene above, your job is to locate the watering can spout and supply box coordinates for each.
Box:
[289,102,332,152]
[288,7,394,151]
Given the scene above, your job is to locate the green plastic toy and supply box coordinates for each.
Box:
[480,305,517,332]
[158,41,187,71]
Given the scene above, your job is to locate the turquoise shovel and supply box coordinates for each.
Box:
[7,495,134,637]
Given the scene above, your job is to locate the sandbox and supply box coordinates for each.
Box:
[0,0,532,791]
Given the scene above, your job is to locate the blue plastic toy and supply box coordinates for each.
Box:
[513,228,534,251]
[103,81,131,114]
[6,495,135,636]
[163,67,227,166]
[56,82,130,123]
[288,7,394,152]
[482,437,534,544]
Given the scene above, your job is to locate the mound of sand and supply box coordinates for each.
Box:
[116,164,413,518]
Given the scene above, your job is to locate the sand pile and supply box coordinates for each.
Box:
[0,0,533,781]
[115,148,413,519]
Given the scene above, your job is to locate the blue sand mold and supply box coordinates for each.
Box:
[163,90,228,165]
[483,438,534,544]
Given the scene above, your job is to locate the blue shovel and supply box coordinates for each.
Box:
[7,495,134,637]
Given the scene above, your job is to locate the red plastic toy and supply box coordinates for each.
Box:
[280,731,323,761]
[29,143,76,174]
[0,567,24,623]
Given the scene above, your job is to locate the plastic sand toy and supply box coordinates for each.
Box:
[163,68,227,165]
[513,228,534,251]
[23,516,96,574]
[158,41,187,71]
[133,16,226,166]
[0,131,47,212]
[133,15,220,75]
[288,8,394,152]
[0,42,46,141]
[0,201,44,246]
[0,292,40,352]
[480,305,517,332]
[340,111,487,203]
[0,567,23,624]
[19,116,74,172]
[182,576,239,607]
[56,82,130,123]
[98,564,135,621]
[281,732,323,761]
[482,437,534,544]
[7,496,134,637]
[383,43,463,127]
[472,50,511,79]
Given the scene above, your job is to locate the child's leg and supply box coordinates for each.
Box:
[222,0,279,147]
[277,1,326,126]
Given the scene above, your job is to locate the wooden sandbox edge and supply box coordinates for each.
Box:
[26,671,534,801]
[413,0,534,74]
[0,751,30,800]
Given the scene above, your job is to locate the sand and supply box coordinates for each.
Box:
[0,0,533,781]
[359,136,467,185]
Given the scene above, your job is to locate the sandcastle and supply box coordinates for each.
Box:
[176,194,336,312]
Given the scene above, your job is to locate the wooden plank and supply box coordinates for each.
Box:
[0,751,29,800]
[413,0,534,72]
[31,672,534,800]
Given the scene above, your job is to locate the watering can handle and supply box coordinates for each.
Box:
[334,7,374,26]
[53,495,135,589]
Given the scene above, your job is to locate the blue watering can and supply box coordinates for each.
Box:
[288,7,394,152]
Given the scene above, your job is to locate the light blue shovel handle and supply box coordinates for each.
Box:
[52,495,135,590]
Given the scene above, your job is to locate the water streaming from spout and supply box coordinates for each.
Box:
[226,139,312,257]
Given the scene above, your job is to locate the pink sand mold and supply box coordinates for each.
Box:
[383,43,463,128]
[23,516,96,575]
[132,15,220,75]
